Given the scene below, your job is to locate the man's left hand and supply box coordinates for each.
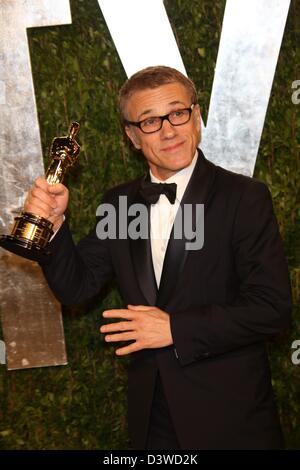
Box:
[100,305,173,356]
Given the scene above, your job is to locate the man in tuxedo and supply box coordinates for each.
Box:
[24,66,292,449]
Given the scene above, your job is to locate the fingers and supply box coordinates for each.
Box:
[24,177,68,221]
[100,317,139,355]
[25,187,56,219]
[34,176,50,191]
[115,342,141,356]
[31,185,57,209]
[35,177,67,199]
[104,331,136,343]
[102,309,135,320]
[100,321,134,333]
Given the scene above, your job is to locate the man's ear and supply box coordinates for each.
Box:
[194,104,202,144]
[125,125,142,150]
[194,104,202,139]
[194,104,201,129]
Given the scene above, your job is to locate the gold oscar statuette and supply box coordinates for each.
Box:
[0,122,80,261]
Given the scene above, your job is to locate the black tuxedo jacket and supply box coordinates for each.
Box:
[41,150,292,449]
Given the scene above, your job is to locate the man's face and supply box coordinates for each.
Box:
[124,83,201,180]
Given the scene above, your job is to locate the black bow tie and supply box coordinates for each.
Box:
[139,180,177,205]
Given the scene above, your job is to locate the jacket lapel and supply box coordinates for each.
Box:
[129,178,158,306]
[156,149,217,309]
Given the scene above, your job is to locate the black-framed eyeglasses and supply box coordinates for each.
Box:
[124,103,197,134]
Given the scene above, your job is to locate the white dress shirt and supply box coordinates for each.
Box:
[150,150,198,287]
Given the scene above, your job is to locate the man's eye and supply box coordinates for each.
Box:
[172,110,185,117]
[143,117,159,127]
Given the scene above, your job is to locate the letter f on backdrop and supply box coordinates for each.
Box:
[98,0,291,176]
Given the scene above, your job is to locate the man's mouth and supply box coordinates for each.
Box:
[161,141,184,152]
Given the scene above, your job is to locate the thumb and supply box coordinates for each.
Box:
[48,183,67,195]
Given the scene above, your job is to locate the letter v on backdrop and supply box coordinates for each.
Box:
[98,0,291,176]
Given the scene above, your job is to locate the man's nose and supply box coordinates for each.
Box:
[160,118,177,138]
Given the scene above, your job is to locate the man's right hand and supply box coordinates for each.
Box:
[24,177,69,232]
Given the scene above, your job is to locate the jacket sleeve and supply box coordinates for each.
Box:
[40,219,114,305]
[170,182,293,366]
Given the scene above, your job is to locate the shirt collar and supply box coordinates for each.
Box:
[149,149,198,202]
